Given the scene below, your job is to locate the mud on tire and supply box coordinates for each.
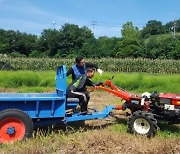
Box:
[128,110,158,138]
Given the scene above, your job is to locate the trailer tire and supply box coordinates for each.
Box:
[128,110,158,138]
[0,109,34,143]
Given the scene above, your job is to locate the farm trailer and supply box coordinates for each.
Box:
[0,65,118,144]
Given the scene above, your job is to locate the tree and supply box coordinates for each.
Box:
[0,29,37,56]
[116,22,142,58]
[38,29,59,57]
[142,35,180,59]
[141,20,165,38]
[96,36,119,57]
[121,22,140,38]
[57,24,94,57]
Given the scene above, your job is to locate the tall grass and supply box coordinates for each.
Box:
[93,72,180,93]
[0,71,179,93]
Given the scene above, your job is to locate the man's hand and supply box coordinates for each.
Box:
[96,82,104,86]
[97,68,103,75]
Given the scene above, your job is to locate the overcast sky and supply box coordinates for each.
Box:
[0,0,179,37]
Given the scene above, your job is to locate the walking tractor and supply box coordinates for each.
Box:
[0,65,179,143]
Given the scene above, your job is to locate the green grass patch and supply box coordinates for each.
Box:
[17,86,54,93]
[158,123,180,138]
[93,72,180,93]
[0,71,179,93]
[0,71,55,88]
[109,123,127,133]
[108,121,180,138]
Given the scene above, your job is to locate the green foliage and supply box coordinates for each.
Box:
[0,29,37,56]
[141,20,165,38]
[0,57,179,74]
[117,22,143,58]
[0,71,179,93]
[0,20,180,59]
[0,71,55,88]
[10,51,26,58]
[121,22,140,38]
[143,35,180,59]
[158,123,180,138]
[93,72,180,93]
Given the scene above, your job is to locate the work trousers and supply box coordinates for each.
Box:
[67,90,90,112]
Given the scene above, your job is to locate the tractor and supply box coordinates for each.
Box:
[95,77,180,137]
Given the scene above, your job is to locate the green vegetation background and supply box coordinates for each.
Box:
[0,70,179,93]
[0,19,180,59]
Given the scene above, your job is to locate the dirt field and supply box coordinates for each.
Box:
[1,91,180,154]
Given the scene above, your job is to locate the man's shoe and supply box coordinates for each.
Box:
[86,111,92,115]
[80,111,92,115]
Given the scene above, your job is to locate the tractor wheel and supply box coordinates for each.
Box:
[128,110,158,138]
[0,109,34,144]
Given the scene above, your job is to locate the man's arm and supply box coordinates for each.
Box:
[66,67,73,76]
[86,78,96,87]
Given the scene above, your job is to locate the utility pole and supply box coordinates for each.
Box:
[173,22,176,39]
[91,21,97,34]
[170,21,176,39]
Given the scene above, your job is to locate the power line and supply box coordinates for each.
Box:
[89,21,145,29]
[91,21,97,34]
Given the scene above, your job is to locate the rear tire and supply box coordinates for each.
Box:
[128,110,158,138]
[0,109,34,144]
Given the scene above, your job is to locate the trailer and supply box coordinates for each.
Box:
[0,65,117,144]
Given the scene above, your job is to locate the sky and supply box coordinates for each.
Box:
[0,0,180,37]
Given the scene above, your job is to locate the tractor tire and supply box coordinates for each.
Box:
[0,109,34,144]
[128,110,158,138]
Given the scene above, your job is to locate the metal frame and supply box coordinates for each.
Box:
[0,65,117,126]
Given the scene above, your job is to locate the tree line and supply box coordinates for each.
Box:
[0,19,180,59]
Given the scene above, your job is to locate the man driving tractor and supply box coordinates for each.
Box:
[67,67,103,115]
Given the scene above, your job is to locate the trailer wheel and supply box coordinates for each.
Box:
[0,109,34,144]
[128,110,158,138]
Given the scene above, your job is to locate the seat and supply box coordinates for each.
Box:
[67,98,79,103]
[66,98,79,110]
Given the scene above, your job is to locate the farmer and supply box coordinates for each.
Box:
[66,56,103,81]
[67,67,103,114]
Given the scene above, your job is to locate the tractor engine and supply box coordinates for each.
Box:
[142,92,180,122]
[158,93,180,118]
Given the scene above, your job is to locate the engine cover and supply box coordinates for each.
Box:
[159,93,180,106]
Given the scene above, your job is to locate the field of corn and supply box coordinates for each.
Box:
[0,57,180,73]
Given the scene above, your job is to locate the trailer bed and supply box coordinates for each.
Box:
[0,93,65,101]
[0,92,66,119]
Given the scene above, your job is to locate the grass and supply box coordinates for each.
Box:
[158,123,180,138]
[93,72,180,93]
[0,122,179,154]
[0,71,179,93]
